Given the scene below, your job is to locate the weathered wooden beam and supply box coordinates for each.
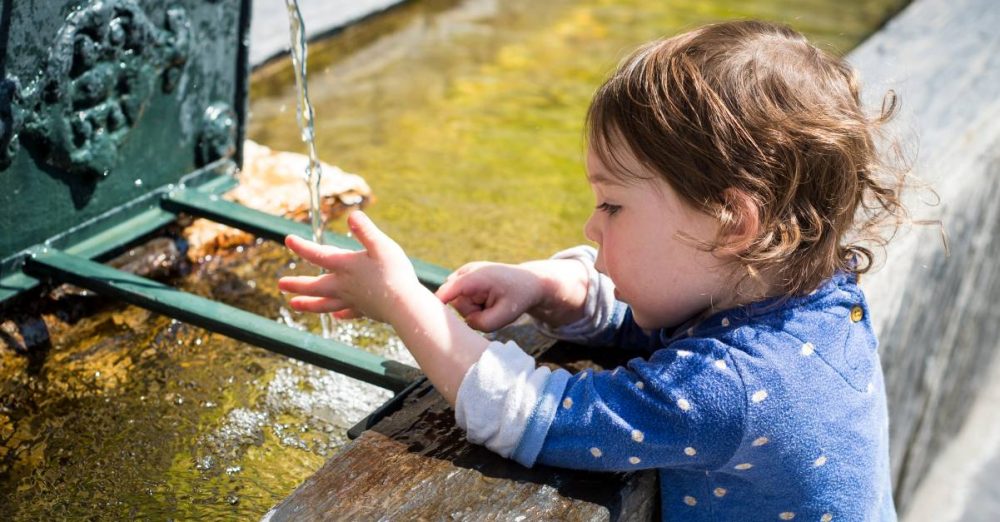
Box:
[265,322,658,521]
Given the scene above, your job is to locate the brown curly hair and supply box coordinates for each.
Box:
[586,20,909,297]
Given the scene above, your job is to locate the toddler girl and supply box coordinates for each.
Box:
[279,20,903,521]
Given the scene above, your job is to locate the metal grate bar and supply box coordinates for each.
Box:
[161,188,450,290]
[24,248,420,392]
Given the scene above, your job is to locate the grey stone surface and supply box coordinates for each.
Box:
[847,0,1000,516]
[249,0,407,66]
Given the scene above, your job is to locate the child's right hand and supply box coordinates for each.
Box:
[435,259,589,332]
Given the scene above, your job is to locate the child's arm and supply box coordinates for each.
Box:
[278,211,489,405]
[457,337,747,471]
[440,246,655,349]
[433,258,590,332]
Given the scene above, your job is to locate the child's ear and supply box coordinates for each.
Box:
[716,188,760,257]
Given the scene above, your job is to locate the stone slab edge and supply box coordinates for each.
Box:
[250,0,409,67]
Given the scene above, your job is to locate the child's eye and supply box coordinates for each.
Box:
[596,202,622,215]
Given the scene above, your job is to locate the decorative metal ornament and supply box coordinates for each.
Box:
[0,0,190,177]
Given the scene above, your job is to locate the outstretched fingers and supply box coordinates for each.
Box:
[284,235,353,270]
[347,210,391,257]
[332,309,362,320]
[278,273,340,298]
[288,295,349,313]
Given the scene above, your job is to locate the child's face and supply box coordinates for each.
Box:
[583,146,732,330]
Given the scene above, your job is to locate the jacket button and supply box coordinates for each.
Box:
[850,306,864,322]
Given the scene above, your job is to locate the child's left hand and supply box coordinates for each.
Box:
[278,211,421,324]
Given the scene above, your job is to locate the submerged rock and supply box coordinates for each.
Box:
[183,140,371,262]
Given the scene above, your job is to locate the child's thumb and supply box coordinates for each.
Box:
[347,210,389,257]
[466,303,513,332]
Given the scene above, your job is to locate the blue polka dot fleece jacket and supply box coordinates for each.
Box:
[454,246,897,521]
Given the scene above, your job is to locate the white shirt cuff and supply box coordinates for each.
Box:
[533,245,618,342]
[454,340,552,458]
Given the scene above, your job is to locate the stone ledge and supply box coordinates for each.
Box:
[265,322,658,521]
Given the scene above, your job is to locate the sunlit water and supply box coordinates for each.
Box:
[284,0,333,339]
[1,0,906,518]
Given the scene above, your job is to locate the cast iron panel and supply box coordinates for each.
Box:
[0,0,249,268]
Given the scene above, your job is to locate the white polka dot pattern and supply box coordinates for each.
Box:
[752,436,769,447]
[562,397,573,409]
[629,456,641,465]
[779,512,795,520]
[734,463,753,470]
[721,317,730,327]
[800,342,814,356]
[684,496,697,506]
[713,487,727,497]
[677,398,691,411]
[751,390,769,403]
[684,446,697,456]
[635,381,644,390]
[590,447,602,458]
[714,359,727,370]
[821,514,833,522]
[814,455,828,467]
[631,430,644,443]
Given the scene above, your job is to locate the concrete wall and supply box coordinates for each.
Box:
[249,0,408,66]
[847,0,1000,513]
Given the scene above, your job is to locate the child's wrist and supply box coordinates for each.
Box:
[523,260,588,327]
[377,277,433,326]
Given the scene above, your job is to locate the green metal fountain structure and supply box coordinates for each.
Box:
[0,1,444,398]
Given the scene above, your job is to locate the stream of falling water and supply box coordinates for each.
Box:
[284,0,333,339]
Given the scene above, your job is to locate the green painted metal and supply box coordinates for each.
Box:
[1,0,251,278]
[0,0,443,395]
[24,248,419,392]
[162,188,451,290]
[0,161,238,303]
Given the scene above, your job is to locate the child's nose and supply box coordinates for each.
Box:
[583,212,599,243]
[593,248,607,275]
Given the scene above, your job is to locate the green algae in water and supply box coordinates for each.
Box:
[250,0,908,269]
[2,0,908,518]
[0,241,408,520]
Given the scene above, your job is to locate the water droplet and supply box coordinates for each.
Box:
[196,455,214,471]
[134,179,143,187]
